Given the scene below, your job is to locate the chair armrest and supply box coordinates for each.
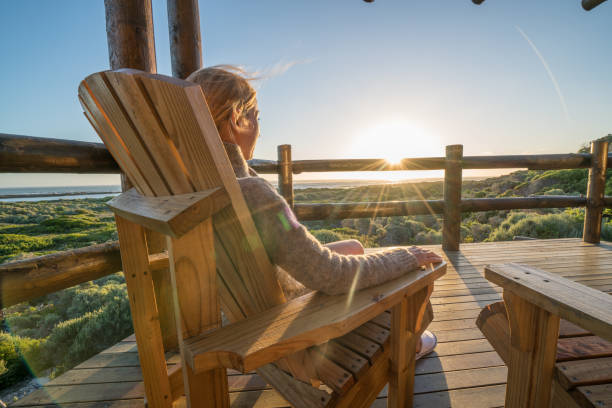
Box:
[108,187,230,238]
[485,263,612,343]
[184,262,446,374]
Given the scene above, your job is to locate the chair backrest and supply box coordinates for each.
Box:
[78,69,286,326]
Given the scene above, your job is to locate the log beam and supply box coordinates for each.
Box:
[167,0,203,79]
[0,133,118,173]
[104,0,157,72]
[582,0,608,10]
[0,242,122,308]
[583,139,609,243]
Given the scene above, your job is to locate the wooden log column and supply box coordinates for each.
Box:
[103,3,183,404]
[104,0,157,191]
[583,139,609,243]
[443,145,463,251]
[104,0,157,73]
[278,144,294,208]
[167,0,203,79]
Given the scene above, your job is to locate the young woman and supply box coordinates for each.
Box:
[187,66,443,367]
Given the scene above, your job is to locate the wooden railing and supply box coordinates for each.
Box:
[0,133,610,308]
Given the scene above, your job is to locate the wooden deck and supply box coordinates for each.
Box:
[10,238,612,407]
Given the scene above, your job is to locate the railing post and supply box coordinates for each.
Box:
[583,139,609,243]
[278,144,294,208]
[167,0,203,79]
[104,0,157,190]
[443,144,463,251]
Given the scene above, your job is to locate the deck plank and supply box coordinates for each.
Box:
[9,238,612,407]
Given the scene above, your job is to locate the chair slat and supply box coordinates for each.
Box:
[82,74,171,196]
[104,71,196,195]
[318,341,370,380]
[79,92,154,196]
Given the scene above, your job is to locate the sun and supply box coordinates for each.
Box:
[349,119,440,164]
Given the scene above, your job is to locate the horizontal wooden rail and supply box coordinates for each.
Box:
[0,191,119,200]
[0,133,119,173]
[289,154,600,173]
[2,134,611,174]
[0,242,121,308]
[294,196,588,220]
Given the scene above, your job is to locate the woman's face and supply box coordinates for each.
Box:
[236,102,260,160]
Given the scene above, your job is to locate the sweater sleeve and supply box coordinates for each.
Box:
[238,177,420,296]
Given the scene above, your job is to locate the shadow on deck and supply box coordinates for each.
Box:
[10,238,612,407]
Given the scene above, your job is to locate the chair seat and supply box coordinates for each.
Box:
[308,310,392,396]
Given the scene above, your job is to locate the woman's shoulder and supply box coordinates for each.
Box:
[237,176,285,205]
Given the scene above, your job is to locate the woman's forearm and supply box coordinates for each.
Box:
[323,239,365,255]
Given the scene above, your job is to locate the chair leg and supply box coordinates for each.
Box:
[115,216,173,407]
[388,284,433,408]
[503,291,560,408]
[168,220,229,408]
[183,365,228,408]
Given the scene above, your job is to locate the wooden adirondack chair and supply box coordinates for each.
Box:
[78,69,446,408]
[477,263,612,408]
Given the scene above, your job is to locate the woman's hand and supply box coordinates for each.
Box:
[408,246,443,266]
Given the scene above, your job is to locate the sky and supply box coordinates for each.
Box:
[0,0,610,187]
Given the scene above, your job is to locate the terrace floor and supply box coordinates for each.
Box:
[10,238,612,407]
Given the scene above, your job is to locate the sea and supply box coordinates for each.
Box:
[0,178,446,202]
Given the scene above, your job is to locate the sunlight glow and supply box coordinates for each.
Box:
[349,119,440,164]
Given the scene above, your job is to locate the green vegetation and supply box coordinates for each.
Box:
[0,198,127,388]
[1,137,611,390]
[0,199,116,263]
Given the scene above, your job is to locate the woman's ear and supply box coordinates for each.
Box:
[231,108,252,131]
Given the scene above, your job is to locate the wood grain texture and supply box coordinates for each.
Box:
[583,139,609,243]
[388,284,433,408]
[0,133,119,173]
[555,357,612,390]
[503,290,560,408]
[108,187,229,238]
[443,144,463,251]
[277,144,294,208]
[104,0,156,72]
[556,335,612,361]
[256,363,331,408]
[485,263,612,342]
[114,216,172,407]
[574,383,612,408]
[551,380,582,408]
[0,241,121,308]
[167,0,202,79]
[167,219,229,407]
[184,262,446,373]
[476,301,510,363]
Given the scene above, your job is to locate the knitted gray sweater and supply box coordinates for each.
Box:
[225,143,419,298]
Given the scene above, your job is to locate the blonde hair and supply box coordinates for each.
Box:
[186,65,257,132]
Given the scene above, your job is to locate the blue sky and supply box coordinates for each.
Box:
[1,0,610,186]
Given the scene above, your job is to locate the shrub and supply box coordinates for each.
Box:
[0,333,47,387]
[311,229,343,244]
[488,211,583,241]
